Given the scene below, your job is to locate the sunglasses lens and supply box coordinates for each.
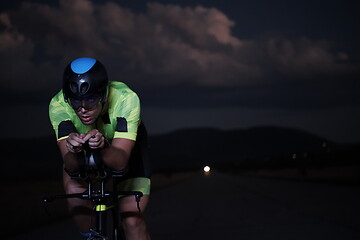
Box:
[69,98,82,110]
[69,95,101,110]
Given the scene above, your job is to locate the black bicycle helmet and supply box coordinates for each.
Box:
[63,57,108,103]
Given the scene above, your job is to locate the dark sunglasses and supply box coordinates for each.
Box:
[69,95,102,111]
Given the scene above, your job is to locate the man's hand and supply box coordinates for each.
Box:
[66,133,86,153]
[83,129,106,149]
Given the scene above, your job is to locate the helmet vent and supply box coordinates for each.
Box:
[79,82,90,95]
[70,82,78,94]
[69,82,90,95]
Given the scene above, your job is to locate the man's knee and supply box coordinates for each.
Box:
[63,177,87,194]
[121,212,146,230]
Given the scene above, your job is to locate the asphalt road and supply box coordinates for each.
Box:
[9,172,360,240]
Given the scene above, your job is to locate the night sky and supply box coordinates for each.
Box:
[0,0,359,143]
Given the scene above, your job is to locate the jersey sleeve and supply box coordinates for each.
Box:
[49,91,75,141]
[113,91,141,141]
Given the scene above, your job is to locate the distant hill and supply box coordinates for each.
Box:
[1,126,359,179]
[148,126,353,172]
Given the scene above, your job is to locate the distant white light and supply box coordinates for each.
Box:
[203,166,211,173]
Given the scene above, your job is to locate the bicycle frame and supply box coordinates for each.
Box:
[43,173,143,240]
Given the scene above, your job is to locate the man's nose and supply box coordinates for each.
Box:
[80,106,88,113]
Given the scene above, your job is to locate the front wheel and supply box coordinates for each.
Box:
[87,230,108,240]
[88,236,107,240]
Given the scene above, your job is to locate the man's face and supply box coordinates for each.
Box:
[69,95,104,125]
[75,103,103,125]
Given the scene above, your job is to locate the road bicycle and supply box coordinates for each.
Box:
[43,150,143,240]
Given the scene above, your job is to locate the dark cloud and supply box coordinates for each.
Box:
[0,0,359,142]
[138,74,360,111]
[1,0,357,92]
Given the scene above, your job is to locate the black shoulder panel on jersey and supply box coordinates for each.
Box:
[58,120,77,138]
[116,117,128,132]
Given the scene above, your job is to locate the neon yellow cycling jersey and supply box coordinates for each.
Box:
[49,81,140,142]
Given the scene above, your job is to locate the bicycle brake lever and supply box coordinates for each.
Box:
[135,194,142,213]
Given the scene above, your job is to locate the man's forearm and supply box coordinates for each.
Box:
[100,145,129,171]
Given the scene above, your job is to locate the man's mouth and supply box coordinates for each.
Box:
[80,116,92,122]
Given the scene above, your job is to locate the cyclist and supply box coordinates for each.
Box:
[49,57,151,240]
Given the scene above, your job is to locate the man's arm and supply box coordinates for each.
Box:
[59,128,135,173]
[57,133,86,173]
[100,138,135,171]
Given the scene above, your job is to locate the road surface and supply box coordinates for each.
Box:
[9,172,360,240]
